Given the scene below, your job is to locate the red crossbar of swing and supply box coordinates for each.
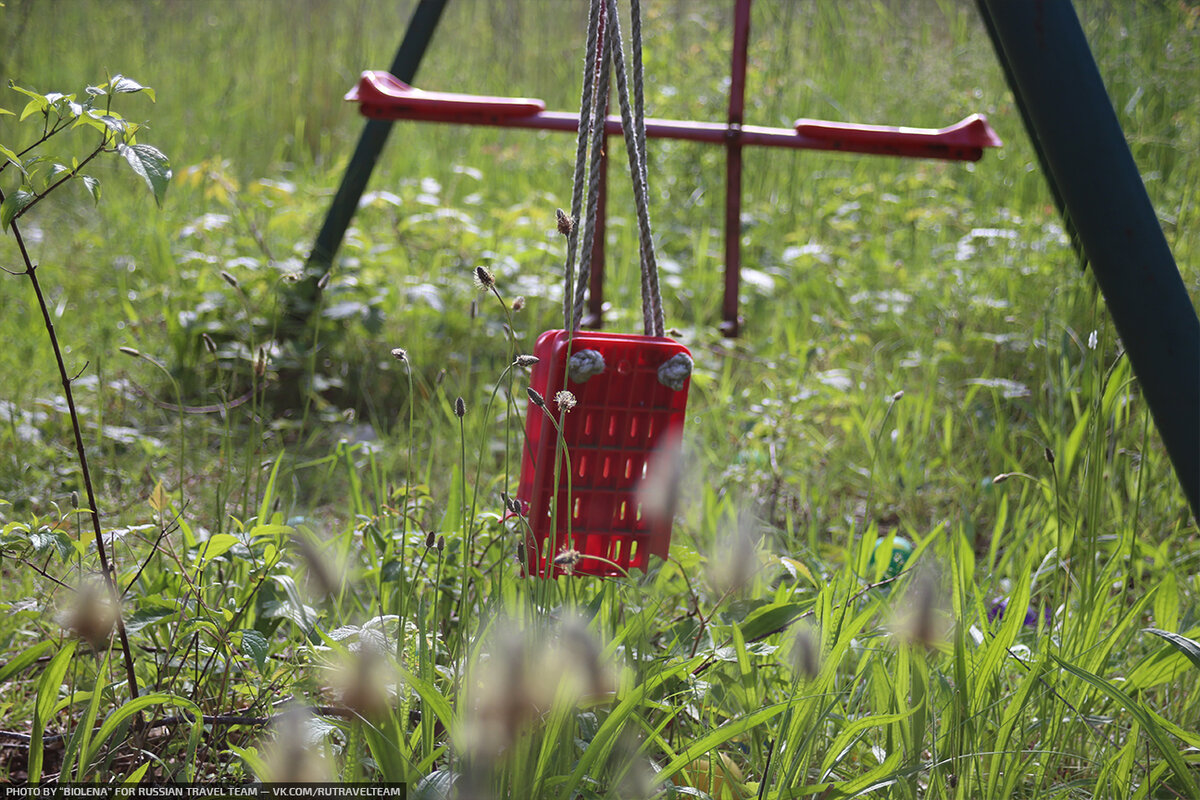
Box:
[346,0,1001,334]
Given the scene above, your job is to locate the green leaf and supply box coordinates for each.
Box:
[229,744,273,782]
[124,599,177,635]
[655,703,786,788]
[86,693,202,771]
[88,110,128,135]
[0,640,54,683]
[1052,654,1200,799]
[1,188,35,230]
[413,768,457,800]
[0,107,13,116]
[27,526,73,560]
[819,707,917,779]
[19,98,45,121]
[0,144,23,175]
[123,762,151,784]
[31,641,78,782]
[110,75,155,102]
[1152,573,1180,632]
[116,143,171,206]
[1143,628,1200,671]
[738,600,806,642]
[238,629,270,671]
[72,649,111,780]
[9,83,46,102]
[197,532,240,565]
[80,176,101,206]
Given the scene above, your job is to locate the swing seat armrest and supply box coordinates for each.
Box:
[793,113,1002,160]
[347,70,547,120]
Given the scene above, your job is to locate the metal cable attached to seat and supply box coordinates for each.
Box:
[567,0,665,338]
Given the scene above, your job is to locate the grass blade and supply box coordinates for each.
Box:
[654,702,786,788]
[1142,628,1200,671]
[0,641,53,683]
[30,640,76,782]
[1051,654,1200,800]
[86,693,203,772]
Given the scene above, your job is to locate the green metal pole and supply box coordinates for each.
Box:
[285,0,449,335]
[976,0,1199,517]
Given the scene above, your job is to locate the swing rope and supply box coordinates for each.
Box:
[565,0,665,338]
[562,0,604,332]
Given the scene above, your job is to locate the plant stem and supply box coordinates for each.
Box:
[3,195,140,701]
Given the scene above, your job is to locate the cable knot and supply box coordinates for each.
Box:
[568,349,606,384]
[657,353,693,391]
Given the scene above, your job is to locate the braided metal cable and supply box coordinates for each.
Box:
[572,6,612,330]
[604,0,665,336]
[563,0,604,331]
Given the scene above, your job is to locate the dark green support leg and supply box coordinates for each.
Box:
[283,0,450,339]
[977,0,1200,517]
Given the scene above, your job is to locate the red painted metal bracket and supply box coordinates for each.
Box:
[793,113,1003,162]
[348,71,1001,161]
[348,71,545,120]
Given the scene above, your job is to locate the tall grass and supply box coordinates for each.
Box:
[0,0,1197,795]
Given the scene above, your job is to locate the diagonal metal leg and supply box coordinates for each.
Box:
[284,0,450,338]
[976,0,1200,517]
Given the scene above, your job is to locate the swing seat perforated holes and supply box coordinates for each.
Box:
[516,329,692,577]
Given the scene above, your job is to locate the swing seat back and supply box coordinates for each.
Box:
[516,330,691,577]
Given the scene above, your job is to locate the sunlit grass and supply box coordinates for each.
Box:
[0,0,1197,794]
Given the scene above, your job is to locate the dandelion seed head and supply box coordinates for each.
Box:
[335,647,395,723]
[790,623,821,681]
[292,531,344,600]
[463,616,612,761]
[262,710,335,783]
[390,347,408,363]
[891,563,951,651]
[709,511,762,593]
[64,578,117,650]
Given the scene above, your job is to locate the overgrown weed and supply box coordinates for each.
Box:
[1,0,1197,794]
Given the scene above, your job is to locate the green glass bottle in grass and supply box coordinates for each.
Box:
[869,535,913,582]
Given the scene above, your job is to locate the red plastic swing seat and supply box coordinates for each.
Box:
[516,330,691,577]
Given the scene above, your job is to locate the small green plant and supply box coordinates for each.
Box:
[2,74,170,749]
[0,1,1195,791]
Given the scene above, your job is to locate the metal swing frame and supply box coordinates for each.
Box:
[303,0,1198,515]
